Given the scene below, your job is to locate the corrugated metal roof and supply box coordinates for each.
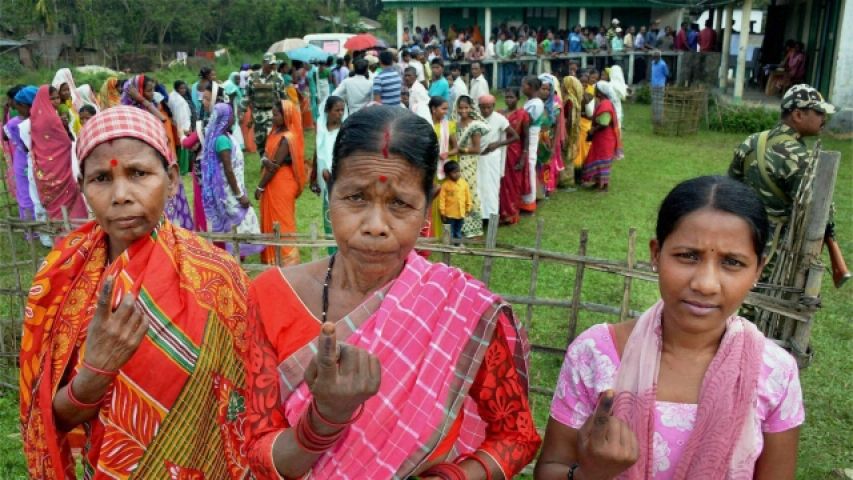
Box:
[0,39,30,48]
[382,0,716,6]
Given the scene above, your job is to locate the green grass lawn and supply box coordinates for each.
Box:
[0,100,850,478]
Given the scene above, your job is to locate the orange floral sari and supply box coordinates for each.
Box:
[20,221,252,479]
[260,100,306,265]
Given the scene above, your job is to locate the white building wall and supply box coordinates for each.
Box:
[413,7,441,30]
[828,0,852,132]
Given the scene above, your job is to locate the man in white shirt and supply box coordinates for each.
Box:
[331,59,373,114]
[468,61,489,108]
[365,54,379,81]
[486,39,496,59]
[449,63,468,109]
[403,66,432,123]
[478,94,518,230]
[408,47,426,84]
[461,35,474,57]
[453,33,465,56]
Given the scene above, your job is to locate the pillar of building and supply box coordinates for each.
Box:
[734,0,754,100]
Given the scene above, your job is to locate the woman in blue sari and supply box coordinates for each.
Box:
[201,102,263,255]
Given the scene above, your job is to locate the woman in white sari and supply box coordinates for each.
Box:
[310,95,347,252]
[605,65,628,127]
[52,68,84,135]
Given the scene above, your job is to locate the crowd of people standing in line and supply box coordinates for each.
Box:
[1,57,334,265]
[401,18,717,86]
[1,41,636,255]
[4,36,810,480]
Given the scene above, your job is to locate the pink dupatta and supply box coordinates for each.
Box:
[612,300,764,479]
[276,251,530,478]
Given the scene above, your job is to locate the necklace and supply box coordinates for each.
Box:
[321,254,336,323]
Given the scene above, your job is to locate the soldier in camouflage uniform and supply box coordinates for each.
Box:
[728,84,836,280]
[243,53,285,157]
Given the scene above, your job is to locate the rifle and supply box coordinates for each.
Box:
[825,224,850,288]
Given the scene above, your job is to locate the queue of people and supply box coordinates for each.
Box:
[2,44,821,479]
[13,100,806,477]
[1,60,319,266]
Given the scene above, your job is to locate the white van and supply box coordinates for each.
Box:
[303,33,355,59]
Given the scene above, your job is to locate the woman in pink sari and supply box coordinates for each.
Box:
[245,106,541,480]
[29,85,87,220]
[535,176,803,480]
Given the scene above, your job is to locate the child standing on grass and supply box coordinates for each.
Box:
[439,160,471,242]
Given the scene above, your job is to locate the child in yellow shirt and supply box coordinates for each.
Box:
[438,161,471,242]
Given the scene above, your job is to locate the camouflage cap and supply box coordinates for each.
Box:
[262,52,279,64]
[781,84,836,114]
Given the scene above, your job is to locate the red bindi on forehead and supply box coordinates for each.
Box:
[110,158,118,167]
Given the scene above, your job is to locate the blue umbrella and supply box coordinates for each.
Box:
[286,45,331,63]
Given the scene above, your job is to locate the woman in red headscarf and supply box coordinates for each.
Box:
[29,85,87,220]
[20,106,254,479]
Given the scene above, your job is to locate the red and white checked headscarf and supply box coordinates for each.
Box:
[75,105,173,173]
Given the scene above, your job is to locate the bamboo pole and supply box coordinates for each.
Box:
[310,222,319,262]
[567,230,588,344]
[619,228,637,323]
[231,226,241,264]
[480,214,499,286]
[790,151,840,362]
[441,222,452,266]
[60,206,71,233]
[27,224,38,272]
[525,219,544,329]
[273,222,282,267]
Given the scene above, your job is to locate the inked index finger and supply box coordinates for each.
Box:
[316,322,339,379]
[592,389,615,428]
[94,276,116,319]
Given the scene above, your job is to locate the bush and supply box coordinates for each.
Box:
[708,103,778,134]
[0,55,26,81]
[632,84,651,105]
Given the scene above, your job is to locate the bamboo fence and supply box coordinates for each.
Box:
[0,149,840,397]
[652,86,708,136]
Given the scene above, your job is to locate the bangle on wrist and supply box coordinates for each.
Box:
[294,406,347,453]
[456,453,492,480]
[256,186,265,192]
[310,398,365,428]
[422,463,466,480]
[66,376,107,409]
[81,359,118,378]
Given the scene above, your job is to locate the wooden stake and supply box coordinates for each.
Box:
[525,219,544,329]
[567,230,588,344]
[310,222,319,262]
[273,222,282,267]
[441,222,452,266]
[790,151,840,364]
[481,214,499,286]
[620,228,637,323]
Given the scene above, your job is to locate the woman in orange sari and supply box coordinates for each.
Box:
[19,106,253,479]
[256,99,306,265]
[98,77,122,109]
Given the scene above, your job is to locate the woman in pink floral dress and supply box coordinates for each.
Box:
[535,176,804,480]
